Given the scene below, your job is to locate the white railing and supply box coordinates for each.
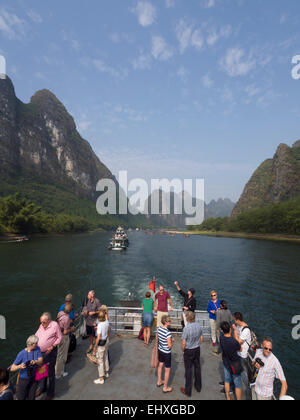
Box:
[107,307,211,337]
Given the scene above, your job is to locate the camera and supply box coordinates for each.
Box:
[250,358,265,384]
[25,361,35,377]
[255,358,265,368]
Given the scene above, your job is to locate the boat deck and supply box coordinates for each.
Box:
[54,334,228,400]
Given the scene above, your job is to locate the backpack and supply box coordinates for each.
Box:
[138,327,144,341]
[242,326,259,352]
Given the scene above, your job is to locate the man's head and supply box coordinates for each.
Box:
[88,290,95,301]
[158,285,164,294]
[233,312,244,325]
[261,337,273,358]
[220,321,231,335]
[40,312,51,328]
[145,291,151,298]
[64,302,73,314]
[161,315,171,327]
[185,311,195,324]
[65,294,73,303]
[0,368,9,387]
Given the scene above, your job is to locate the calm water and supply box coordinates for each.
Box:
[0,231,299,398]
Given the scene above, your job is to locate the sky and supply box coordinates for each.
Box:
[0,0,300,203]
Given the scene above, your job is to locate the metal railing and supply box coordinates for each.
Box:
[107,307,211,337]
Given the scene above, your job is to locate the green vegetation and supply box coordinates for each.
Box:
[189,197,300,235]
[0,178,157,234]
[0,194,91,235]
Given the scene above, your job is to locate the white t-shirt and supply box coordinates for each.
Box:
[97,320,110,340]
[237,325,251,359]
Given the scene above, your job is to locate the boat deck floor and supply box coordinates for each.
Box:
[53,334,232,400]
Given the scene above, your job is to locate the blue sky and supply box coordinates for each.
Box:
[1,0,300,202]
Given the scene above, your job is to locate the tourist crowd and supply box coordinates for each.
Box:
[0,285,289,401]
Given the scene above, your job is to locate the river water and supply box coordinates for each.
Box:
[0,231,299,399]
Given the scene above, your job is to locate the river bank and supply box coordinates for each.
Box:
[166,230,300,244]
[0,228,106,242]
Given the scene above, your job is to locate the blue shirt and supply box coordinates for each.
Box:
[207,299,221,320]
[13,347,43,379]
[59,304,75,321]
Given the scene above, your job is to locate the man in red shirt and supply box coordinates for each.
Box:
[154,285,173,327]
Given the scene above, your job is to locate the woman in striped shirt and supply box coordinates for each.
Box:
[157,315,174,393]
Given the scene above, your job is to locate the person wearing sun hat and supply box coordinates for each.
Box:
[174,282,197,326]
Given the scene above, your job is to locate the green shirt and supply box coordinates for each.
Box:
[142,298,154,313]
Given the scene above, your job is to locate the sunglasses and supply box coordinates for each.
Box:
[211,294,217,297]
[263,347,272,352]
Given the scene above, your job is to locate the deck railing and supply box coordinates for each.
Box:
[107,307,211,337]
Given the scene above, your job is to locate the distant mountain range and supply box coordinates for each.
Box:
[144,190,235,227]
[232,141,300,216]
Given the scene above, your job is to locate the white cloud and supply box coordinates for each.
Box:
[207,30,218,46]
[191,30,204,50]
[220,48,255,77]
[176,19,194,54]
[202,74,214,88]
[35,72,47,80]
[0,8,26,39]
[132,1,156,27]
[175,19,229,53]
[280,14,287,24]
[132,52,152,70]
[203,0,216,8]
[109,32,134,44]
[245,84,260,97]
[165,0,175,8]
[26,9,42,24]
[151,36,174,61]
[177,66,189,83]
[77,113,92,132]
[80,57,128,80]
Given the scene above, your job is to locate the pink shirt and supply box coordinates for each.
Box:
[254,349,286,398]
[35,321,62,353]
[57,311,71,333]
